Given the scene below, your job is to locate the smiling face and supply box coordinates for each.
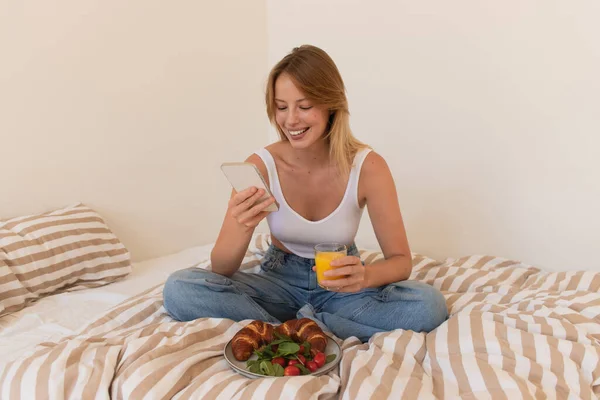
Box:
[274,74,330,149]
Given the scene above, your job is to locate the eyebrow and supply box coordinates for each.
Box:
[274,98,307,103]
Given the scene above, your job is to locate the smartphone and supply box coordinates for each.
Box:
[220,162,279,212]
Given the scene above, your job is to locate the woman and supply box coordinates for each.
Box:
[163,45,447,341]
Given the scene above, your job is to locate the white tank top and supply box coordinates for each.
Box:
[254,147,372,259]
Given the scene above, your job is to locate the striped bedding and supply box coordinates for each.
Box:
[1,234,599,399]
[0,204,131,317]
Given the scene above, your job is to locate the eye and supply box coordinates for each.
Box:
[277,106,287,111]
[299,106,313,110]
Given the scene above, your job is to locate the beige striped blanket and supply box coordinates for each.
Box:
[2,234,600,399]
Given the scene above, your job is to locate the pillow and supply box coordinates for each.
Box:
[0,203,131,317]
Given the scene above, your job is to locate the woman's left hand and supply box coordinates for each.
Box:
[313,256,367,293]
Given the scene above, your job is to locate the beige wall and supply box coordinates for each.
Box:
[3,1,599,271]
[267,1,600,271]
[1,1,268,261]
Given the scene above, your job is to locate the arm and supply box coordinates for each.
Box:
[210,154,275,277]
[320,151,412,290]
[360,152,412,287]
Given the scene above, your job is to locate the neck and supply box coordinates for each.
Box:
[287,138,331,169]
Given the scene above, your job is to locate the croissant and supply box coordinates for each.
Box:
[275,318,328,356]
[231,320,274,361]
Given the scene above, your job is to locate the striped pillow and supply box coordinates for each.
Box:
[0,203,132,317]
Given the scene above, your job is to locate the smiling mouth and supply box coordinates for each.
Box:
[289,128,309,136]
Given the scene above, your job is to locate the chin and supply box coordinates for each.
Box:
[287,137,316,150]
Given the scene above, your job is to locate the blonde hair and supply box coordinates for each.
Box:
[265,45,368,175]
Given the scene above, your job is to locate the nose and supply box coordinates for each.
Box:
[286,108,300,126]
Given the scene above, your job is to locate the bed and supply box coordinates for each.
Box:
[2,226,600,399]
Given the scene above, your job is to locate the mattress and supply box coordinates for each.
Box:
[0,243,214,365]
[2,234,600,399]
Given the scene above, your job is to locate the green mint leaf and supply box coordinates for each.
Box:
[296,364,311,375]
[253,348,264,358]
[259,360,275,376]
[274,331,293,341]
[248,363,261,374]
[262,348,275,358]
[270,338,293,346]
[276,342,300,356]
[272,363,285,377]
[302,341,311,358]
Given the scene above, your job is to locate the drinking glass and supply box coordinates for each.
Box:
[314,243,347,290]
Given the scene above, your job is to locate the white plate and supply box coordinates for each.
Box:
[224,335,342,379]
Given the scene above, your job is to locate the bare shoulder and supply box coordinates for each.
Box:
[361,150,390,175]
[266,141,286,153]
[265,141,289,161]
[264,141,295,170]
[358,150,395,206]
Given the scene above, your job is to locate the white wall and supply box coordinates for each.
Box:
[267,0,600,271]
[0,1,268,261]
[3,1,598,271]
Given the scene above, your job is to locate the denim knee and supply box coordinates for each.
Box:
[383,281,448,333]
[163,269,189,320]
[416,283,448,332]
[162,268,220,321]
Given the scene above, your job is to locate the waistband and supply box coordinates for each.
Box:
[264,243,359,265]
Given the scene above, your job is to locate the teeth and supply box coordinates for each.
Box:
[289,128,308,136]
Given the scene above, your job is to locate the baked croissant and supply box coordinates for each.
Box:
[275,318,328,356]
[231,320,274,361]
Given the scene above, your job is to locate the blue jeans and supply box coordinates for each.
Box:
[163,244,448,342]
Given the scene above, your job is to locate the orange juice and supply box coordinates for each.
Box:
[315,251,346,287]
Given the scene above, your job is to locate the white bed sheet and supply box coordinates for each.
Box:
[0,243,214,365]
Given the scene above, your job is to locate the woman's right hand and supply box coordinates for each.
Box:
[228,187,276,229]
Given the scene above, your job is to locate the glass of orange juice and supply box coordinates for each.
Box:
[314,243,347,290]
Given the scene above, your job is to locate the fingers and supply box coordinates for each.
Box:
[324,266,352,277]
[241,210,269,228]
[324,260,362,278]
[237,197,276,224]
[229,187,264,213]
[320,278,361,293]
[229,188,269,217]
[320,276,353,288]
[321,258,365,292]
[329,256,361,268]
[326,283,362,293]
[230,188,276,228]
